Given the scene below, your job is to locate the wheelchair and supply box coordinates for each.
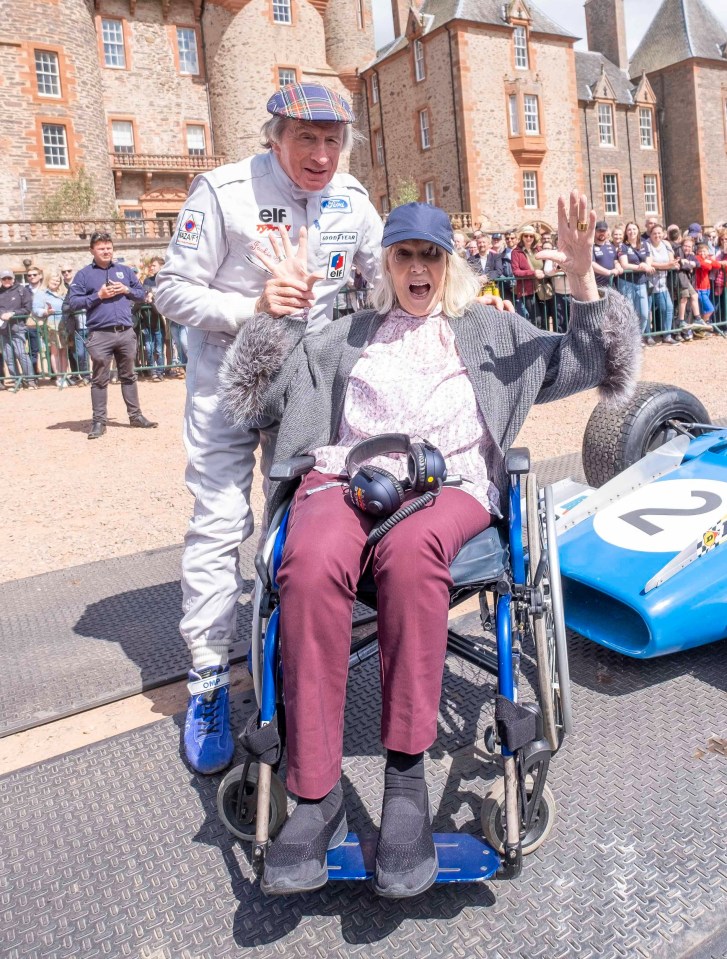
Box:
[217,448,573,885]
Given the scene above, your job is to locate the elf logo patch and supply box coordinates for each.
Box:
[176,209,205,249]
[256,206,292,233]
[321,196,352,215]
[327,251,347,280]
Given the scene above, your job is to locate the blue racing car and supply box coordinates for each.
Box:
[555,382,726,658]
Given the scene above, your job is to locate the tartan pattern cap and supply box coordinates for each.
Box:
[266,82,354,123]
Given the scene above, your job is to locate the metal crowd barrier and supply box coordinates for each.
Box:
[2,271,726,394]
[478,267,727,341]
[0,308,188,393]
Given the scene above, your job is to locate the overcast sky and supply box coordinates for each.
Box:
[372,0,727,53]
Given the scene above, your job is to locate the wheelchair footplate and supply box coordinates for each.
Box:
[327,832,501,883]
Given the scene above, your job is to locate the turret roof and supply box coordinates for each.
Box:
[629,0,727,76]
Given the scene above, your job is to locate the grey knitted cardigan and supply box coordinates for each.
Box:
[220,288,641,521]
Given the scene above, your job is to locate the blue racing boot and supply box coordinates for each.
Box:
[184,665,234,774]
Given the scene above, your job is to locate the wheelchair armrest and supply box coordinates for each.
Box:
[269,455,316,482]
[504,447,530,476]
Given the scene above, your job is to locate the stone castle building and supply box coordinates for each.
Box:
[362,0,727,230]
[0,0,374,230]
[0,0,725,252]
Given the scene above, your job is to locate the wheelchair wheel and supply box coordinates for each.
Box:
[480,776,556,856]
[217,762,288,842]
[526,474,573,753]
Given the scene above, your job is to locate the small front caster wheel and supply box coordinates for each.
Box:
[217,762,288,842]
[480,776,556,855]
[483,724,497,754]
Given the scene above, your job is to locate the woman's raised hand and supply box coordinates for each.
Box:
[556,191,599,302]
[255,226,324,318]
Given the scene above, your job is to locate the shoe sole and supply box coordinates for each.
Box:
[373,848,440,899]
[260,812,348,896]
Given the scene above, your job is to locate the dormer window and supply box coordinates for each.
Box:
[598,102,615,146]
[514,26,528,69]
[414,39,425,81]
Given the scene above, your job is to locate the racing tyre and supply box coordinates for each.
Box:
[480,776,556,855]
[217,762,288,842]
[526,474,572,753]
[582,382,710,487]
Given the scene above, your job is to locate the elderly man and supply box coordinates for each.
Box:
[155,82,383,774]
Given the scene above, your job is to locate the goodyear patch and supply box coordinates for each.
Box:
[321,195,352,215]
[176,209,205,249]
[320,231,358,245]
[327,251,347,280]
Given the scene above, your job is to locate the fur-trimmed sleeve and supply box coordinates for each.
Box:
[218,312,306,426]
[596,287,642,403]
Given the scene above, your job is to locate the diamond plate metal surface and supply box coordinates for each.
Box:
[0,542,257,737]
[2,622,725,959]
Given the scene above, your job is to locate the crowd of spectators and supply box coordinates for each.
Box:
[2,218,727,392]
[0,254,187,390]
[458,218,727,344]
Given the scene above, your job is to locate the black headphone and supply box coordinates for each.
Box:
[345,433,447,545]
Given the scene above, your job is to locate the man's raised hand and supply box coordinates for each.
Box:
[255,226,324,318]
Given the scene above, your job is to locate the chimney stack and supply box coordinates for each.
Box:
[584,0,629,71]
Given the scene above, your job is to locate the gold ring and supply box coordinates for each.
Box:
[577,221,588,232]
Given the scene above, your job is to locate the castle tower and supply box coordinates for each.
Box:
[584,0,628,70]
[323,0,376,182]
[0,0,116,218]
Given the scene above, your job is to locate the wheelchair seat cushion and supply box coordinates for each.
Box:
[358,524,509,595]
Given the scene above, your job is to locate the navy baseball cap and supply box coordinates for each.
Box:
[595,220,609,231]
[687,223,702,236]
[490,232,502,240]
[267,82,354,123]
[382,203,454,254]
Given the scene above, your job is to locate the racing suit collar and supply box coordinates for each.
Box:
[269,150,326,202]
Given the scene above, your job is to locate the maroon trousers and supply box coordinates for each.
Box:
[276,470,491,798]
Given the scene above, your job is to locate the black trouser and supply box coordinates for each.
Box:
[86,327,142,424]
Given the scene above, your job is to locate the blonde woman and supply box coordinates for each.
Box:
[220,195,641,899]
[44,273,70,383]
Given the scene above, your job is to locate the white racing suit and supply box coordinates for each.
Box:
[155,151,382,669]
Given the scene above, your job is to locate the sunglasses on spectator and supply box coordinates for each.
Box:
[61,268,73,273]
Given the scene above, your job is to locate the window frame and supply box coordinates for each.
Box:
[34,49,61,98]
[374,129,384,166]
[413,39,425,82]
[597,102,615,147]
[186,124,207,156]
[603,172,620,215]
[643,174,659,216]
[371,72,379,105]
[380,195,390,215]
[176,26,200,76]
[639,106,654,149]
[418,108,431,151]
[523,94,540,135]
[508,94,520,135]
[514,26,529,70]
[272,0,293,25]
[100,17,127,69]
[41,121,70,169]
[111,119,135,155]
[522,170,538,209]
[424,180,435,206]
[277,66,298,88]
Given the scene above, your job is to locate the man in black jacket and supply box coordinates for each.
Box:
[0,269,34,388]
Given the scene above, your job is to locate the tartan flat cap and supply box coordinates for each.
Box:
[266,82,354,123]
